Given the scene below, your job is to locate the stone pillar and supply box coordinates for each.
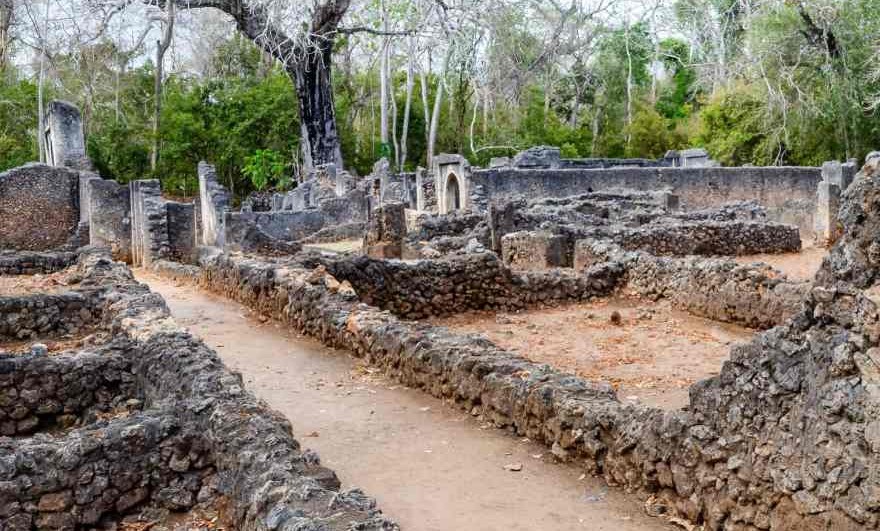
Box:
[363,202,406,259]
[415,167,436,212]
[44,101,90,170]
[198,161,230,247]
[815,181,841,247]
[89,179,132,263]
[78,172,101,224]
[166,202,197,264]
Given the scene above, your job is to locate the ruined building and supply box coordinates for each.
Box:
[2,101,880,530]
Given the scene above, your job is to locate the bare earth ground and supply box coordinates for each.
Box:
[136,271,674,531]
[430,297,754,410]
[734,246,828,282]
[0,270,78,295]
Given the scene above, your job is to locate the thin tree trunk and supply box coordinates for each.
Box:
[36,0,49,163]
[398,38,415,170]
[391,68,400,169]
[426,49,451,168]
[420,67,431,165]
[624,23,633,148]
[0,0,13,72]
[379,0,390,155]
[151,0,174,171]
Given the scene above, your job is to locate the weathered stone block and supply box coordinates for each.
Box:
[501,231,567,270]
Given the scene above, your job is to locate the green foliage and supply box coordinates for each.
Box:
[0,76,39,171]
[692,87,767,166]
[242,149,290,191]
[625,104,686,159]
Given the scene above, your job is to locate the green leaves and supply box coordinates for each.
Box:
[242,149,290,191]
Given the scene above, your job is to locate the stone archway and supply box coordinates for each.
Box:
[445,173,461,212]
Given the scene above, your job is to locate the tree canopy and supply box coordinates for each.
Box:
[3,0,880,199]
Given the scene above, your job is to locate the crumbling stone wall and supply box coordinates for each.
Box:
[470,165,823,238]
[166,201,196,264]
[0,293,98,341]
[607,220,801,256]
[0,164,81,251]
[324,253,623,318]
[0,251,77,275]
[2,412,213,529]
[0,346,136,436]
[501,231,567,270]
[1,248,396,530]
[43,100,90,171]
[164,169,880,530]
[130,180,170,267]
[363,203,407,259]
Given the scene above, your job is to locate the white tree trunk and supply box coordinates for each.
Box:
[399,38,415,170]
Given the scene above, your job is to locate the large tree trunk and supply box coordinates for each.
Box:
[290,37,343,169]
[166,0,348,170]
[0,0,12,72]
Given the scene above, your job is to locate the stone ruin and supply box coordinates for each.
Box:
[4,100,880,530]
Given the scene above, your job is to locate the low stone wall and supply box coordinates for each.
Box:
[0,292,98,341]
[225,210,326,247]
[322,253,623,319]
[0,251,77,275]
[574,239,809,329]
[163,191,880,529]
[0,348,137,436]
[608,220,801,256]
[1,249,396,530]
[3,412,212,529]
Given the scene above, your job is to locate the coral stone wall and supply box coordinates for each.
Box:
[0,293,98,341]
[0,164,81,251]
[470,166,822,238]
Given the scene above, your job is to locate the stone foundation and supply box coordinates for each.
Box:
[0,249,396,530]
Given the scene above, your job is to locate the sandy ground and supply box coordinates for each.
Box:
[136,271,673,531]
[735,246,827,282]
[430,297,754,410]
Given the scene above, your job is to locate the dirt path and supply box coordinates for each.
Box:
[136,271,672,531]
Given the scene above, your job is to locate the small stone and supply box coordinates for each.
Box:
[503,463,523,472]
[30,343,48,356]
[38,491,73,512]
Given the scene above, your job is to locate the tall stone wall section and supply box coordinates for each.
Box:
[166,201,197,263]
[197,161,230,247]
[88,178,132,262]
[130,180,170,267]
[0,164,81,251]
[470,166,823,238]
